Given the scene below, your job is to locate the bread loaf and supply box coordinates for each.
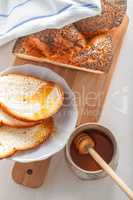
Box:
[12,0,127,73]
[75,0,127,38]
[13,32,113,73]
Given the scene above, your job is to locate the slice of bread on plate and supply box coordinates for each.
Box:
[0,118,53,158]
[0,73,64,122]
[0,109,39,128]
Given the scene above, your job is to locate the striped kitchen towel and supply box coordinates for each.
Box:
[0,0,101,46]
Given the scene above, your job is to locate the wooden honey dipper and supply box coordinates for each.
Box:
[74,133,133,200]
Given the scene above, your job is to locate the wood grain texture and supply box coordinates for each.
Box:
[12,158,51,188]
[12,16,129,188]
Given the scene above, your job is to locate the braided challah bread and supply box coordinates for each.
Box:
[13,0,127,73]
[13,24,113,73]
[75,0,127,38]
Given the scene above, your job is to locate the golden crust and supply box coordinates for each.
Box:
[71,34,113,73]
[0,119,40,128]
[12,0,126,73]
[13,32,113,73]
[0,73,64,122]
[0,118,54,159]
[75,0,126,37]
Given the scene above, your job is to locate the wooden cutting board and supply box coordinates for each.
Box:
[12,16,129,188]
[14,16,128,125]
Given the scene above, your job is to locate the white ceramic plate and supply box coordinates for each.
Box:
[0,64,78,163]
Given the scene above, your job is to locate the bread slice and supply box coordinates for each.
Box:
[0,118,53,158]
[0,74,64,122]
[0,109,39,128]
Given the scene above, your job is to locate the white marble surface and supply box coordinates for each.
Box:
[0,1,132,200]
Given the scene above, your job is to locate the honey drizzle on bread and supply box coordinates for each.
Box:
[0,74,64,121]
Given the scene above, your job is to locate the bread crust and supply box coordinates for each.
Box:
[13,53,105,74]
[13,33,113,73]
[0,118,54,159]
[0,118,40,128]
[0,74,64,122]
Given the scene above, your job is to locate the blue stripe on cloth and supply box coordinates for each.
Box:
[0,3,99,37]
[0,0,31,17]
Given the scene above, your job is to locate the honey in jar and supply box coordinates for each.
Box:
[70,129,114,171]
